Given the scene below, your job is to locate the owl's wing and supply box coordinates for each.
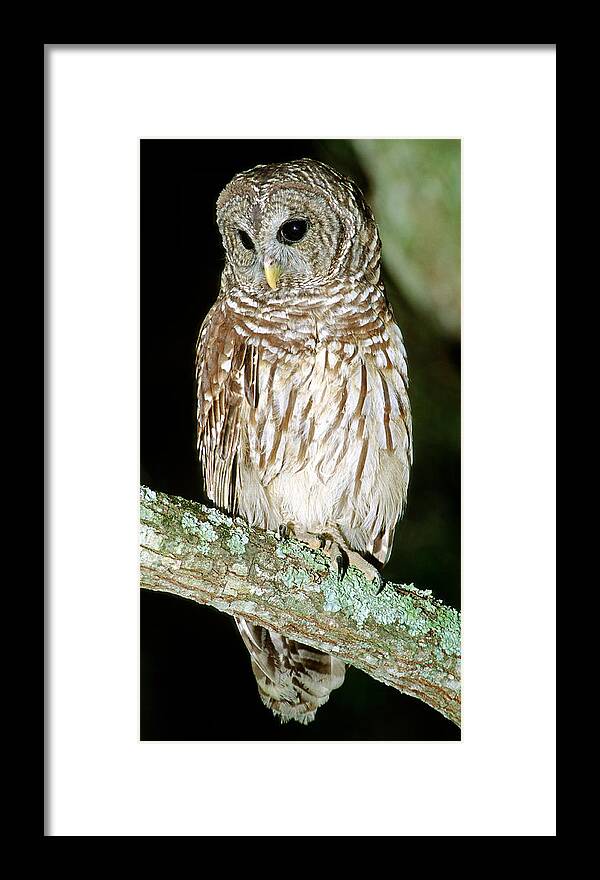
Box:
[363,314,413,566]
[195,299,259,512]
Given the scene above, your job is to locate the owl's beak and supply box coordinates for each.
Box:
[264,258,282,290]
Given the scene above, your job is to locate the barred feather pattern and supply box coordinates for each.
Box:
[196,160,412,723]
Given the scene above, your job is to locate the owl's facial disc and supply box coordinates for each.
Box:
[218,182,347,291]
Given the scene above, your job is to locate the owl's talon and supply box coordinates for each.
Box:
[336,553,348,580]
[341,548,383,591]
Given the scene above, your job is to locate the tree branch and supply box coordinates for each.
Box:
[140,485,461,727]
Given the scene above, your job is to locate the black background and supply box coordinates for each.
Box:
[141,139,460,741]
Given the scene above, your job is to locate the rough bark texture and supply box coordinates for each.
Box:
[140,485,461,727]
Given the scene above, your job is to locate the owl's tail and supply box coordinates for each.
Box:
[235,617,346,724]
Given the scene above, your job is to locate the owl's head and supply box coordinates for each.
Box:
[216,159,379,293]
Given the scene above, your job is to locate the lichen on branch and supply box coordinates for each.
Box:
[140,485,461,727]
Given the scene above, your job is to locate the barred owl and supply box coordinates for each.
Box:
[196,158,412,724]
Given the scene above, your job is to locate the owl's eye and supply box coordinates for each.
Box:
[238,229,255,250]
[278,218,308,244]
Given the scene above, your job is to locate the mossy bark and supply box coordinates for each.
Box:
[140,485,461,727]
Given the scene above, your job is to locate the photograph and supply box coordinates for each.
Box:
[140,138,461,741]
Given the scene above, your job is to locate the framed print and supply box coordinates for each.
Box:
[46,44,555,837]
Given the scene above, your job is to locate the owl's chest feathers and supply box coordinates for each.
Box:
[236,335,409,538]
[224,280,390,354]
[201,288,410,537]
